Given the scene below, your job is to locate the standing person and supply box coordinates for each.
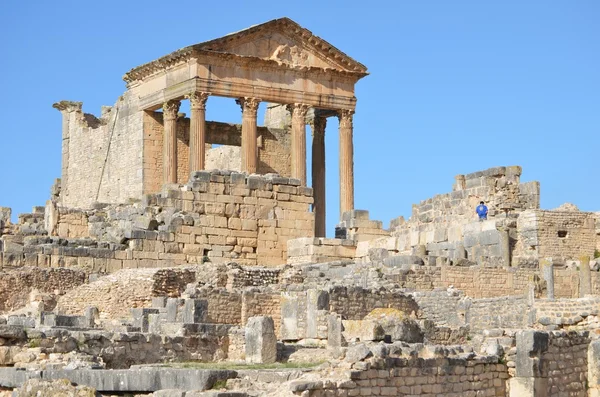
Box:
[476,201,488,221]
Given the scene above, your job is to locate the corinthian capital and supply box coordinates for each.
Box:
[337,109,355,129]
[186,92,210,110]
[163,100,181,121]
[286,103,311,118]
[52,101,83,113]
[309,116,327,139]
[236,97,261,116]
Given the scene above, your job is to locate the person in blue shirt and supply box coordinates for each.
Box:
[476,201,488,221]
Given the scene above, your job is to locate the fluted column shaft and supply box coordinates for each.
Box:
[288,103,310,185]
[163,100,180,184]
[238,97,261,173]
[338,109,355,217]
[186,92,209,173]
[311,116,327,237]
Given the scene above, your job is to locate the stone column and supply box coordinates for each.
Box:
[509,330,549,397]
[580,255,592,298]
[237,97,261,174]
[540,258,554,300]
[287,103,310,185]
[186,92,209,173]
[337,109,355,217]
[500,227,511,267]
[310,116,327,237]
[162,100,180,184]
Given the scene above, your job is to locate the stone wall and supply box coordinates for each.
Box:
[287,237,356,265]
[534,297,600,328]
[151,268,197,297]
[516,209,597,265]
[0,325,231,369]
[55,268,158,319]
[409,290,464,327]
[142,113,291,196]
[291,346,508,396]
[389,166,539,262]
[225,265,283,289]
[328,286,420,320]
[54,94,144,209]
[3,171,315,269]
[0,267,87,313]
[241,290,282,337]
[542,331,590,396]
[191,287,243,325]
[467,295,530,331]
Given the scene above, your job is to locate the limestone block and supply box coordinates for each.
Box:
[508,377,548,397]
[589,340,600,394]
[280,292,299,341]
[515,330,548,378]
[327,313,346,349]
[245,316,277,364]
[342,320,385,342]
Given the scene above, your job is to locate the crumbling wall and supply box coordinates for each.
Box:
[292,348,508,396]
[409,290,464,327]
[515,209,596,266]
[534,297,600,328]
[192,287,243,325]
[542,331,590,396]
[328,286,420,320]
[467,295,530,331]
[54,93,144,209]
[241,290,282,337]
[387,166,539,267]
[3,171,314,269]
[151,268,197,297]
[55,268,158,319]
[0,267,87,313]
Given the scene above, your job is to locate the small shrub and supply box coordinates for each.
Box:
[594,249,600,259]
[211,379,228,390]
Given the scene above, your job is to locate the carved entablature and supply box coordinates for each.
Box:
[124,18,367,113]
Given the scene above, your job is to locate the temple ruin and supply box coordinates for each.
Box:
[1,17,600,397]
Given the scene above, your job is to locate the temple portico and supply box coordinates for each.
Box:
[54,18,367,236]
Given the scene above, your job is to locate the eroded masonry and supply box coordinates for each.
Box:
[1,17,600,397]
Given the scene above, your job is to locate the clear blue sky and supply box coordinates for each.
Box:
[1,1,598,236]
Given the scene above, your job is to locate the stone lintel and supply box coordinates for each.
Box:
[138,77,357,112]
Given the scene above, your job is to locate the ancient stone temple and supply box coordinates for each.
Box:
[53,18,368,237]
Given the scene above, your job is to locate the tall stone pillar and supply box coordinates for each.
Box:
[162,100,180,184]
[337,109,355,217]
[237,97,261,173]
[287,103,310,186]
[310,116,327,237]
[288,103,310,185]
[540,258,554,300]
[579,255,592,298]
[186,92,209,173]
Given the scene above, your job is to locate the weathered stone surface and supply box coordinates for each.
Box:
[13,378,96,397]
[244,316,276,364]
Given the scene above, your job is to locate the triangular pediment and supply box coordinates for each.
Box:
[194,18,367,74]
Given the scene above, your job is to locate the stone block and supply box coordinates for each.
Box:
[515,330,549,378]
[280,292,299,341]
[183,299,208,324]
[383,255,423,267]
[342,320,385,342]
[245,316,277,364]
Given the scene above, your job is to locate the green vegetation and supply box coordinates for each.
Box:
[27,339,41,348]
[211,379,228,390]
[594,249,600,259]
